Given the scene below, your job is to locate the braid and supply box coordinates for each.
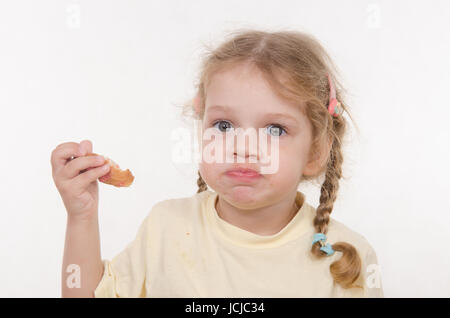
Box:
[196,170,208,193]
[313,139,341,233]
[311,119,363,289]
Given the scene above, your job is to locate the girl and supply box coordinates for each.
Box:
[53,29,383,297]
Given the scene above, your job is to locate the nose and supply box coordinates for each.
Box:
[230,128,259,162]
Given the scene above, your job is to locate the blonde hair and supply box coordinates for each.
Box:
[182,28,362,290]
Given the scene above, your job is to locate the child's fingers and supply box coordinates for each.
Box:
[79,139,93,156]
[72,163,111,190]
[63,155,106,180]
[51,142,83,174]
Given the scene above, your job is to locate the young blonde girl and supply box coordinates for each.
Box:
[52,28,383,297]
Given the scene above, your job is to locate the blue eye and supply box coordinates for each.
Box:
[266,124,286,137]
[212,120,234,133]
[212,121,286,136]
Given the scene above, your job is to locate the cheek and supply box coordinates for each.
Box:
[199,162,214,177]
[272,140,309,178]
[200,132,229,163]
[198,161,221,187]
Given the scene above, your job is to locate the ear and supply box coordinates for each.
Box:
[193,93,202,118]
[303,136,332,177]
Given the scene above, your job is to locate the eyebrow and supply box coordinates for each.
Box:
[206,105,300,125]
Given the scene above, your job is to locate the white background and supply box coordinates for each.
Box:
[1,0,449,297]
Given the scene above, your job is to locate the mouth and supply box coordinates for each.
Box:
[225,167,262,181]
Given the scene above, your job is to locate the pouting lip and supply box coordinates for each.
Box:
[225,166,261,175]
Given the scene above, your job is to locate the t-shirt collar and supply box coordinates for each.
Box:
[205,190,313,249]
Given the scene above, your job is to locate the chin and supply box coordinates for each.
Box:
[220,186,265,209]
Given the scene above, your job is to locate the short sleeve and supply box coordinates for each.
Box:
[94,212,153,298]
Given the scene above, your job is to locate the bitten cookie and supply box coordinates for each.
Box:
[85,152,134,187]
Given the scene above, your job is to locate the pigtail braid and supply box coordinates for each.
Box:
[197,170,208,193]
[311,119,363,290]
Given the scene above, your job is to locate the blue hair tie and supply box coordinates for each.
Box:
[312,233,326,245]
[312,232,335,256]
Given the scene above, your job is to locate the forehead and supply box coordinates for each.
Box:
[204,64,306,124]
[206,104,302,127]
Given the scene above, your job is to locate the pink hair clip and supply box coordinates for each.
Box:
[327,74,343,117]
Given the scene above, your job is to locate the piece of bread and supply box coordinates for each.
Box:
[86,152,134,187]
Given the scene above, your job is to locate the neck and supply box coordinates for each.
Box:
[215,191,301,236]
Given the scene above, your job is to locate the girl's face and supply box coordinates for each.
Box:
[198,63,320,209]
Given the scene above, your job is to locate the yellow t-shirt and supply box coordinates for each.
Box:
[94,190,384,298]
